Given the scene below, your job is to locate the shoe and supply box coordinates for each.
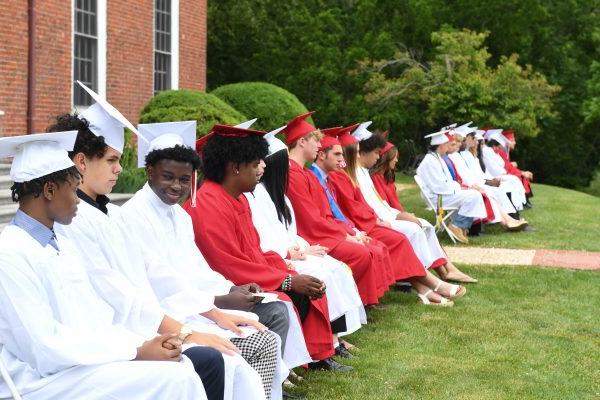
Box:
[393,281,413,292]
[288,369,304,383]
[308,358,353,372]
[339,338,358,351]
[335,343,353,358]
[434,281,466,300]
[440,271,478,284]
[283,379,296,389]
[283,390,306,399]
[416,290,454,307]
[503,219,528,232]
[448,224,469,243]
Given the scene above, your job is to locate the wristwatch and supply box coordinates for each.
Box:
[178,325,193,343]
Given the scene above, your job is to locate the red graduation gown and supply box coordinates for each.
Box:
[328,171,426,281]
[494,147,532,195]
[184,180,334,360]
[371,173,404,211]
[287,160,386,305]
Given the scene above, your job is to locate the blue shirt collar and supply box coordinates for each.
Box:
[11,209,59,250]
[309,163,328,181]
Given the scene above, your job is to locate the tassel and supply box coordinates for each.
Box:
[191,170,198,208]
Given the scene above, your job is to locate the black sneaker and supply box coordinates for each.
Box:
[308,357,353,372]
[335,344,353,358]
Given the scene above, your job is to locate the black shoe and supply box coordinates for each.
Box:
[393,281,413,293]
[283,390,306,400]
[308,357,353,372]
[335,344,353,358]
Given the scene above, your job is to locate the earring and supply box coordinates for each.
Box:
[235,170,239,175]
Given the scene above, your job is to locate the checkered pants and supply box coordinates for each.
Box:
[230,330,279,399]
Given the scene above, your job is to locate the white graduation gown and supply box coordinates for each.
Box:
[0,225,206,400]
[355,167,448,268]
[245,184,366,336]
[448,152,503,223]
[481,146,526,209]
[56,199,264,400]
[458,151,517,214]
[416,152,487,219]
[120,184,301,398]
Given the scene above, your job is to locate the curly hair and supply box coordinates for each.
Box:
[145,145,201,170]
[11,166,81,203]
[359,133,386,153]
[47,113,107,159]
[202,135,268,183]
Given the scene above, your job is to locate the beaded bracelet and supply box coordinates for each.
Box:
[280,274,292,292]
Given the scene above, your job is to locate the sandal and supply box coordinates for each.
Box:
[434,281,466,300]
[417,289,454,307]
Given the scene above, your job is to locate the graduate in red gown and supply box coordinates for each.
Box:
[371,133,404,211]
[284,113,392,305]
[185,124,353,372]
[325,126,466,306]
[497,130,533,203]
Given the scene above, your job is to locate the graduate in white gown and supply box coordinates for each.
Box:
[48,88,266,400]
[481,130,527,210]
[119,121,312,399]
[416,129,487,243]
[244,128,366,350]
[448,124,527,231]
[0,132,206,400]
[351,123,477,283]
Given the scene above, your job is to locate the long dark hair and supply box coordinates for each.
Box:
[261,149,292,227]
[477,140,486,172]
[370,146,398,184]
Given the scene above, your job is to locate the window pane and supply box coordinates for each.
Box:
[154,0,172,94]
[73,0,98,106]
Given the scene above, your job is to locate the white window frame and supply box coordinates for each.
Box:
[71,0,106,110]
[153,0,179,94]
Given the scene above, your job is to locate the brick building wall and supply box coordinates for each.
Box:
[0,0,207,137]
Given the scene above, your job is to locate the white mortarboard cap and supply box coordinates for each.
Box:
[77,81,144,154]
[234,118,258,129]
[424,129,451,146]
[483,128,502,140]
[265,126,287,157]
[352,121,373,141]
[0,131,77,183]
[474,130,485,140]
[487,130,508,147]
[442,123,458,130]
[136,121,197,168]
[453,121,475,138]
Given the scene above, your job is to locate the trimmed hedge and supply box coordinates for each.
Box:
[112,89,248,193]
[211,82,310,131]
[139,89,247,136]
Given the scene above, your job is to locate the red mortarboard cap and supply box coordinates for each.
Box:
[283,111,317,145]
[196,124,266,155]
[502,130,516,142]
[445,132,455,142]
[379,131,395,155]
[338,123,360,146]
[319,126,343,150]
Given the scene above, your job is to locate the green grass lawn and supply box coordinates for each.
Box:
[293,265,600,400]
[394,174,600,252]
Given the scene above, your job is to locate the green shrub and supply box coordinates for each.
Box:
[211,82,310,131]
[139,89,247,136]
[582,168,600,197]
[112,131,146,193]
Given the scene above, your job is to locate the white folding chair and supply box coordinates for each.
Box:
[0,355,22,400]
[413,175,459,244]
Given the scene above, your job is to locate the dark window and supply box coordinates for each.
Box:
[154,0,171,94]
[73,0,98,106]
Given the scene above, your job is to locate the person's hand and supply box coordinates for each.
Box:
[215,291,261,311]
[231,283,262,294]
[187,332,240,356]
[485,178,501,187]
[346,234,361,244]
[523,171,533,180]
[136,333,182,362]
[291,274,325,298]
[357,231,372,244]
[398,212,422,227]
[511,161,518,167]
[376,219,392,228]
[288,246,306,260]
[306,244,328,257]
[207,309,267,337]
